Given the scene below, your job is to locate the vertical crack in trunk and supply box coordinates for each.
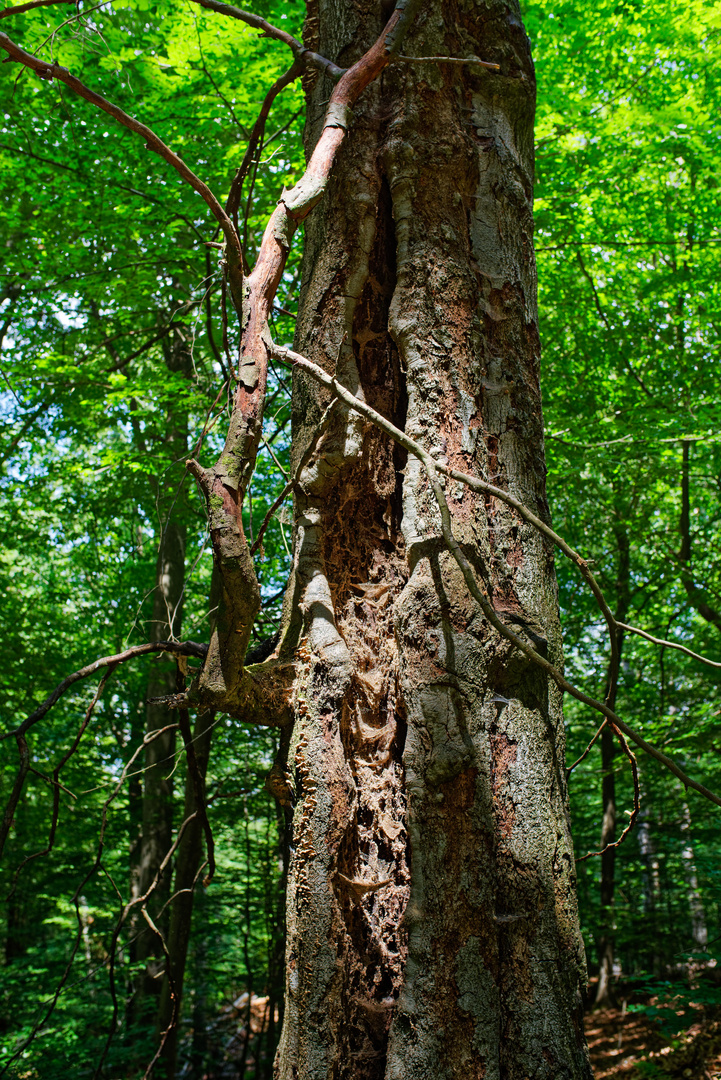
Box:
[278,78,412,1076]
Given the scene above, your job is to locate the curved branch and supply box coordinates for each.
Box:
[270,343,721,811]
[188,0,345,81]
[0,31,243,288]
[617,622,721,670]
[226,61,302,228]
[0,0,72,17]
[3,640,208,741]
[576,723,640,862]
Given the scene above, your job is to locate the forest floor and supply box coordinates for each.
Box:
[586,998,721,1078]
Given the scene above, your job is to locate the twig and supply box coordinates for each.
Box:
[249,398,339,557]
[566,720,608,775]
[0,0,73,17]
[617,622,721,669]
[0,31,243,288]
[396,53,500,71]
[260,434,288,478]
[226,61,302,230]
[6,667,116,896]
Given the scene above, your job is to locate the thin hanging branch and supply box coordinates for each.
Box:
[6,666,116,898]
[226,61,302,230]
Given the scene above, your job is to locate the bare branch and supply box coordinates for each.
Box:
[4,640,207,742]
[188,0,345,81]
[0,0,72,18]
[567,719,608,775]
[270,342,721,811]
[0,30,243,288]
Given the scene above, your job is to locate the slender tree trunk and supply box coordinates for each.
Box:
[595,519,631,1007]
[274,2,591,1077]
[130,329,191,1017]
[680,802,707,953]
[636,804,661,973]
[156,706,215,1077]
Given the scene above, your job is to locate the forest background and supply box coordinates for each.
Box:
[0,0,720,1076]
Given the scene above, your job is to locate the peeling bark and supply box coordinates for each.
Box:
[274,2,591,1077]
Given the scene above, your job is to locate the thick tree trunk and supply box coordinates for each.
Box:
[274,2,591,1077]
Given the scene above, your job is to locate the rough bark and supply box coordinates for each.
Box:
[274,2,591,1078]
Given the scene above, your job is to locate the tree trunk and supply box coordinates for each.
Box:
[130,328,191,1017]
[636,804,661,973]
[595,518,631,1007]
[680,801,707,954]
[156,706,215,1077]
[274,2,591,1077]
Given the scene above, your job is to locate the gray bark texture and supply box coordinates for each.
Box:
[273,1,592,1077]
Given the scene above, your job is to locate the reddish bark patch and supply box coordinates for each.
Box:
[490,729,517,838]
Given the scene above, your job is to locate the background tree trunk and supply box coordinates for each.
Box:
[130,328,192,1019]
[595,517,631,1007]
[680,801,708,954]
[156,705,215,1077]
[274,2,591,1077]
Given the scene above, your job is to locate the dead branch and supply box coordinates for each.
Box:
[186,0,425,709]
[226,61,302,230]
[397,53,500,70]
[270,342,721,811]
